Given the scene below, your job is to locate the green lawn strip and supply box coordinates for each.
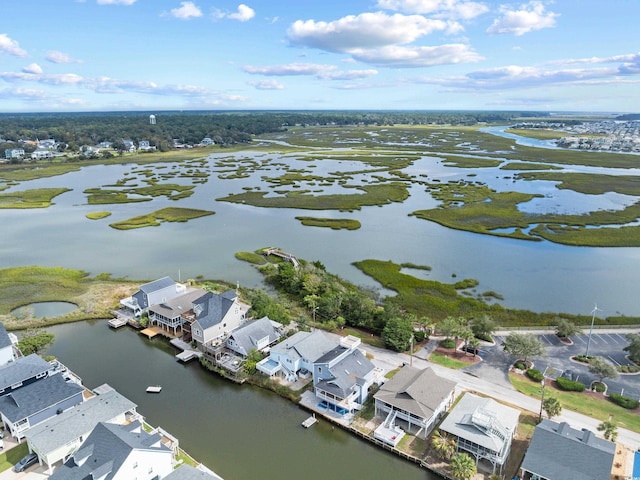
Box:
[217,183,409,212]
[428,351,469,369]
[0,441,29,472]
[0,187,71,208]
[352,259,640,326]
[509,373,640,432]
[86,211,112,220]
[500,162,563,171]
[109,207,214,230]
[295,216,361,230]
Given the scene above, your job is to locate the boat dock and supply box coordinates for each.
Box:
[108,317,128,329]
[146,385,162,393]
[301,415,317,428]
[170,338,202,363]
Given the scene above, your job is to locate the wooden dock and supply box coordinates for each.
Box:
[170,338,202,363]
[140,327,161,339]
[108,317,128,329]
[146,385,162,393]
[301,415,317,428]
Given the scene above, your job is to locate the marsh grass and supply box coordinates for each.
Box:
[295,216,361,230]
[0,187,71,208]
[86,211,112,220]
[109,207,214,230]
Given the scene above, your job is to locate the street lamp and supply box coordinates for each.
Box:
[585,304,601,358]
[538,378,546,422]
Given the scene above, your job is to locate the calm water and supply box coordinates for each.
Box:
[11,301,78,319]
[46,321,428,480]
[2,143,640,316]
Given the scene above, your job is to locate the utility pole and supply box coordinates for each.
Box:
[585,304,601,358]
[538,378,546,423]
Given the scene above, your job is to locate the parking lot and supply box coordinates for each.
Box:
[477,331,640,400]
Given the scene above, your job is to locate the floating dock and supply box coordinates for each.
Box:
[301,415,317,428]
[146,385,162,393]
[108,317,128,329]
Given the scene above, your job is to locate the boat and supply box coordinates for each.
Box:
[146,385,162,393]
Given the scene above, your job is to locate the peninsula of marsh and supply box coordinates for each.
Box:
[3,123,640,315]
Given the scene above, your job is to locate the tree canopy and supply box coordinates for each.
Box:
[18,328,55,356]
[588,356,618,383]
[502,333,546,363]
[623,333,640,364]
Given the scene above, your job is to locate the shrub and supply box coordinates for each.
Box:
[514,361,527,370]
[475,333,493,342]
[440,338,455,349]
[414,331,426,343]
[609,393,640,410]
[617,365,640,374]
[555,376,586,392]
[592,382,606,393]
[526,368,544,382]
[573,355,593,363]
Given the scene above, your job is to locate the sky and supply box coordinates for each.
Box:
[1,0,639,113]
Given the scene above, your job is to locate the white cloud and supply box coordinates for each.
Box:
[46,51,80,64]
[170,2,202,20]
[248,79,284,90]
[244,63,378,81]
[487,1,558,36]
[319,69,378,80]
[377,0,489,20]
[0,34,27,57]
[350,44,482,67]
[287,12,458,52]
[96,0,136,5]
[228,4,255,22]
[22,63,43,74]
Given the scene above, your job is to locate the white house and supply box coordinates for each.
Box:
[190,290,246,348]
[0,323,17,366]
[49,420,173,480]
[256,330,336,381]
[120,277,187,317]
[226,316,281,358]
[5,148,25,159]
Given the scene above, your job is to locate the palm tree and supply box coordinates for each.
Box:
[431,430,456,460]
[597,418,619,442]
[450,452,477,480]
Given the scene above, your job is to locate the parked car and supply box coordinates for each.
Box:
[14,452,38,472]
[463,345,480,355]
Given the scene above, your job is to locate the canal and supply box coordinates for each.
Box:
[47,320,432,480]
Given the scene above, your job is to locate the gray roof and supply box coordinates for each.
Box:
[0,323,11,349]
[149,288,206,319]
[50,421,170,480]
[439,393,519,454]
[26,388,137,456]
[193,290,237,329]
[272,330,336,363]
[374,366,456,420]
[521,420,615,480]
[165,464,223,480]
[227,316,280,356]
[0,353,51,391]
[140,276,176,294]
[0,373,83,422]
[315,349,374,399]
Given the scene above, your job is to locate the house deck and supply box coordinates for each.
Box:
[108,317,128,329]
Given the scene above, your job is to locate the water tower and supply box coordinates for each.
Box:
[149,114,156,125]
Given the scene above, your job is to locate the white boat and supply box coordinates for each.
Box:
[146,385,162,393]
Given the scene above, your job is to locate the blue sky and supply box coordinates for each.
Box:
[1,0,639,113]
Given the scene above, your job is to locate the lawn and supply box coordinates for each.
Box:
[428,351,470,370]
[509,373,640,432]
[0,442,28,472]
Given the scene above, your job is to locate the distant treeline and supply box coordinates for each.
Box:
[0,110,547,152]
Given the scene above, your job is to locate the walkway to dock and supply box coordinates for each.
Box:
[263,248,300,268]
[170,338,202,362]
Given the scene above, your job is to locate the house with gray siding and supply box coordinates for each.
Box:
[312,337,375,415]
[149,288,206,336]
[519,420,615,480]
[374,366,456,439]
[226,316,281,358]
[439,392,520,474]
[0,353,54,397]
[190,290,246,348]
[49,420,173,480]
[26,386,139,474]
[120,276,187,317]
[0,322,16,366]
[0,373,84,441]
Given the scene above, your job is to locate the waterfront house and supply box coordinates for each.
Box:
[0,373,84,441]
[165,464,224,479]
[26,386,139,474]
[190,290,246,348]
[122,139,137,152]
[49,420,173,480]
[138,140,154,151]
[439,392,520,475]
[374,366,456,440]
[0,322,17,366]
[148,288,207,336]
[256,330,337,381]
[120,276,187,318]
[225,316,281,358]
[312,337,375,416]
[519,420,615,480]
[4,148,25,159]
[0,353,54,397]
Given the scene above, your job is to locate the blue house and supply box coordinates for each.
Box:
[0,353,54,397]
[120,277,187,317]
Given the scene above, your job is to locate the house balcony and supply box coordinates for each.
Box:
[315,389,361,414]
